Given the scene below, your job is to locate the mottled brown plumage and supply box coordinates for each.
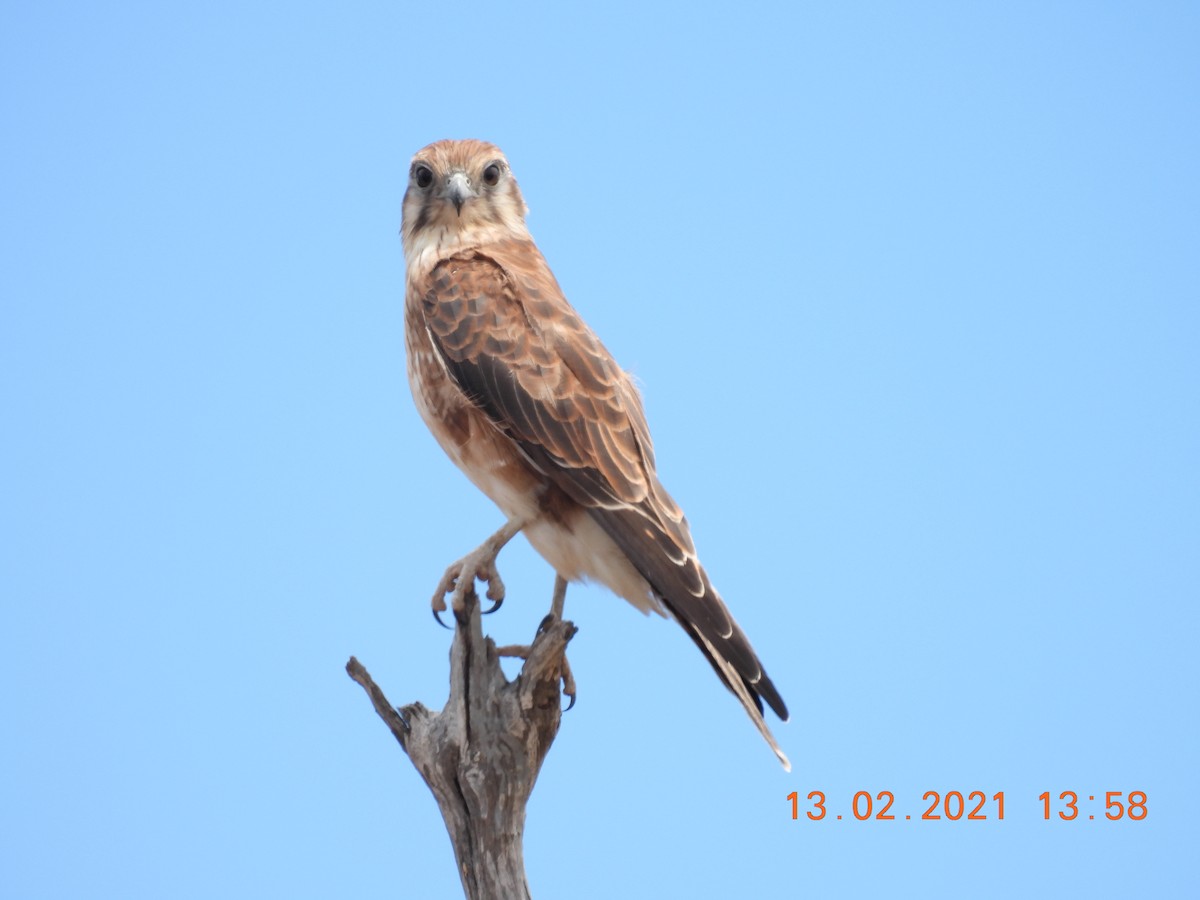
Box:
[402,139,789,768]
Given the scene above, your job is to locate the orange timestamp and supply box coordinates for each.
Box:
[1038,791,1148,821]
[787,790,1148,822]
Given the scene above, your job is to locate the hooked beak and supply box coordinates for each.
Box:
[446,171,473,215]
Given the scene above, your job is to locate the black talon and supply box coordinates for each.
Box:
[563,693,576,712]
[433,607,452,629]
[482,595,504,615]
[536,613,555,635]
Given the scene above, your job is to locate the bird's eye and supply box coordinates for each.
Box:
[482,163,501,187]
[414,165,434,189]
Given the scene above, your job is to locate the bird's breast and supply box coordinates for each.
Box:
[404,288,543,521]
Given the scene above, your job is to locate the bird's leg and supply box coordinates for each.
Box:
[548,575,576,706]
[496,573,577,708]
[432,514,530,624]
[549,572,567,621]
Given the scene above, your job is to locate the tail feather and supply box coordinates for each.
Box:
[660,593,791,771]
[591,505,790,769]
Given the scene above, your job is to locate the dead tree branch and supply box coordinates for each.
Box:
[346,591,576,900]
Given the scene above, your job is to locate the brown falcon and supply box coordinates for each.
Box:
[402,139,789,769]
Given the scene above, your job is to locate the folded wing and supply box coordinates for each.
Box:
[419,245,789,747]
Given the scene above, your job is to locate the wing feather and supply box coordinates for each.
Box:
[419,242,788,728]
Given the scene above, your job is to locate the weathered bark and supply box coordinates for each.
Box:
[346,591,576,900]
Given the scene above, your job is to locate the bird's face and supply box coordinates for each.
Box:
[401,139,530,264]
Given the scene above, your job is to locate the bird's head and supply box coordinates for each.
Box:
[401,139,530,265]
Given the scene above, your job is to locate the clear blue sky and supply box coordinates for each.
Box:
[2,2,1197,897]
